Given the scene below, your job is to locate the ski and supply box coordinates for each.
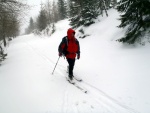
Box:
[73,76,82,82]
[66,78,87,93]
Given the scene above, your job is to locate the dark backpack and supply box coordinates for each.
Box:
[59,36,79,56]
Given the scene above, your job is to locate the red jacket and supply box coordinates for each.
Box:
[58,28,80,59]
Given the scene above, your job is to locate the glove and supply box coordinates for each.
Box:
[59,53,62,57]
[77,55,80,59]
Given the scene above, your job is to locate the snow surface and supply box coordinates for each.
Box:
[0,9,150,113]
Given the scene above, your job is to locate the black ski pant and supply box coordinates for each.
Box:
[67,58,75,76]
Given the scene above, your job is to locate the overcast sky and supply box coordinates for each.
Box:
[26,0,48,18]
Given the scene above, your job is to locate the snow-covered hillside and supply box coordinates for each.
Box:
[0,9,150,113]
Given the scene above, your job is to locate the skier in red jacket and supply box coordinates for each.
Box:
[58,28,80,81]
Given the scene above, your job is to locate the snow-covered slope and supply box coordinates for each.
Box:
[0,9,150,113]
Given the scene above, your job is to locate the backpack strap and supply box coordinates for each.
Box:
[65,36,68,47]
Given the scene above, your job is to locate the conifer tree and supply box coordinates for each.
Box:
[37,9,47,31]
[45,0,52,24]
[25,17,34,34]
[69,0,112,28]
[67,0,75,18]
[58,0,67,20]
[51,1,59,23]
[69,0,99,28]
[117,0,150,44]
[29,17,34,33]
[80,0,99,26]
[69,0,81,28]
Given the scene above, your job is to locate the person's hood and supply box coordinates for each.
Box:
[67,28,75,40]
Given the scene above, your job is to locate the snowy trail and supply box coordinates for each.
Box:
[24,36,138,113]
[5,35,135,113]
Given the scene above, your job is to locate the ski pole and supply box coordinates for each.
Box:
[52,56,60,75]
